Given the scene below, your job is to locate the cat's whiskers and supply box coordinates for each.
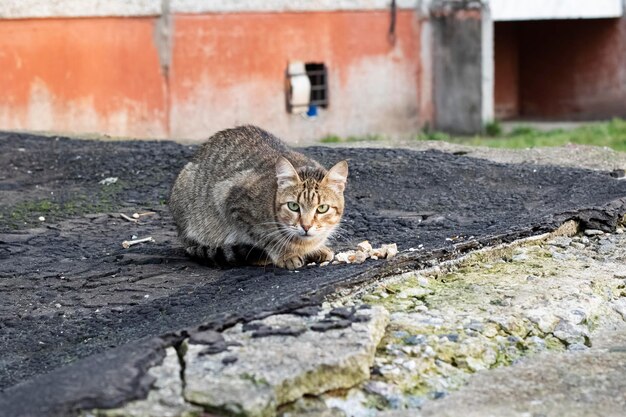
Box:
[262,232,296,269]
[326,225,355,246]
[242,223,288,262]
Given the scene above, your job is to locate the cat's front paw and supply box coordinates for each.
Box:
[307,246,334,264]
[277,255,305,270]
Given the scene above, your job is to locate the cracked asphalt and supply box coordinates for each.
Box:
[1,132,626,417]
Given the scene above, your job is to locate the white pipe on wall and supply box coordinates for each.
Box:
[489,0,623,21]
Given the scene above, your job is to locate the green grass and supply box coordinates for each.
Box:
[320,133,384,143]
[418,119,626,152]
[320,134,342,143]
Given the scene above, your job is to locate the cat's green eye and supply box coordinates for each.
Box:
[287,202,300,212]
[317,204,330,214]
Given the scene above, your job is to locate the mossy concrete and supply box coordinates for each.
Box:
[321,228,626,415]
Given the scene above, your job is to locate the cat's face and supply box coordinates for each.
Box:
[275,157,348,241]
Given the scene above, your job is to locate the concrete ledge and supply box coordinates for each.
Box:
[0,0,161,18]
[0,0,418,19]
[491,0,624,21]
[171,0,418,14]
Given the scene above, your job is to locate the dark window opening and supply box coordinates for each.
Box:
[305,63,328,108]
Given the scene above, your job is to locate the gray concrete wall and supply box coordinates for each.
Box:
[431,2,486,134]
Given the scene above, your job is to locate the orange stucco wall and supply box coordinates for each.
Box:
[0,18,169,137]
[170,10,424,142]
[0,10,425,142]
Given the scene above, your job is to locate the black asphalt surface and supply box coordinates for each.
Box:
[1,132,625,417]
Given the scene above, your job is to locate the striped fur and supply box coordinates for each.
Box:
[169,125,348,270]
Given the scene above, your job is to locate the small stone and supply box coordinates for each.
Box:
[464,320,484,332]
[189,330,225,346]
[406,395,425,409]
[525,310,559,334]
[132,212,140,219]
[547,236,572,248]
[382,243,398,259]
[584,229,604,236]
[98,176,118,186]
[361,294,380,303]
[370,255,379,260]
[465,356,487,372]
[422,346,436,357]
[402,360,418,371]
[335,251,355,263]
[567,343,589,351]
[567,309,587,325]
[482,323,499,338]
[417,276,429,287]
[398,287,432,299]
[432,391,446,400]
[404,335,426,346]
[571,242,586,250]
[329,307,355,319]
[354,251,368,264]
[443,333,459,342]
[38,216,45,222]
[356,241,373,253]
[525,336,547,351]
[222,356,238,365]
[553,320,588,345]
[54,303,61,308]
[512,253,529,262]
[549,249,569,260]
[320,261,330,267]
[598,241,617,254]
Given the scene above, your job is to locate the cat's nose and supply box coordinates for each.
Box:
[301,224,311,233]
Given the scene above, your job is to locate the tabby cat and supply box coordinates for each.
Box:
[169,125,348,270]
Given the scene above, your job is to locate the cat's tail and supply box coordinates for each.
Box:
[184,243,268,267]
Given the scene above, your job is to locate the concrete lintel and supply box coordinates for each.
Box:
[490,0,624,21]
[0,0,162,19]
[170,0,419,14]
[0,0,420,19]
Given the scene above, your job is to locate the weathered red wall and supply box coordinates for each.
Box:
[170,11,424,142]
[494,23,520,119]
[0,18,169,137]
[0,11,425,142]
[496,18,626,120]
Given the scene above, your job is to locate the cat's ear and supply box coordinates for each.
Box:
[276,157,300,188]
[323,160,348,193]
